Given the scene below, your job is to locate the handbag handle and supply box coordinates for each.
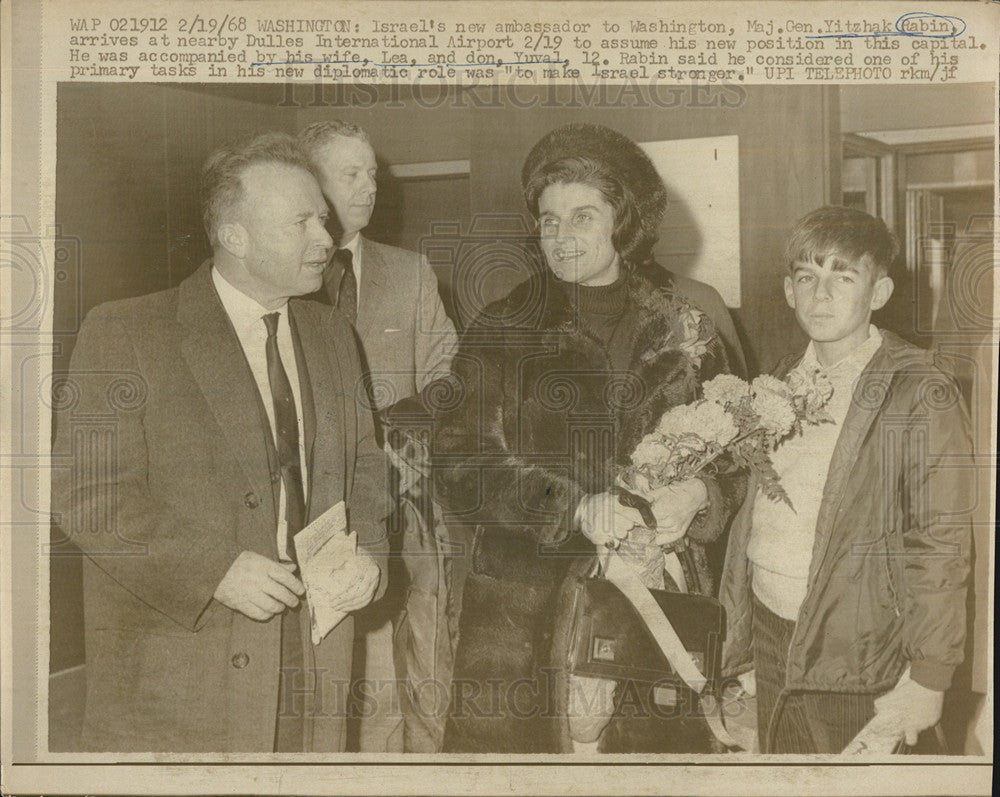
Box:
[602,549,742,750]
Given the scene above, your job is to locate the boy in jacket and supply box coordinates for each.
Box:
[720,206,972,754]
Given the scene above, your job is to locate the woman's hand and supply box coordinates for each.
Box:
[575,491,650,548]
[647,478,709,546]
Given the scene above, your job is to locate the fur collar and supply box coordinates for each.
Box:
[491,263,719,375]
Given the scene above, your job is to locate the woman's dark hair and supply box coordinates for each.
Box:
[523,156,640,260]
[521,124,668,265]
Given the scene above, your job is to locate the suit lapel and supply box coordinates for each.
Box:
[289,300,348,521]
[288,306,317,499]
[178,263,276,518]
[356,236,386,341]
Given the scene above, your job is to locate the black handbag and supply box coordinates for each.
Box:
[564,574,727,691]
[550,555,737,753]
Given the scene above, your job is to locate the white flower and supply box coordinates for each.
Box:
[703,374,751,407]
[751,389,796,438]
[657,403,698,437]
[751,374,792,399]
[655,400,737,451]
[690,400,740,447]
[787,365,834,414]
[630,433,668,468]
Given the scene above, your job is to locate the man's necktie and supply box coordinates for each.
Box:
[334,248,357,324]
[264,312,307,753]
[262,312,305,544]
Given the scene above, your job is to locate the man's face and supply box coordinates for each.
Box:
[236,163,333,308]
[784,250,893,363]
[312,135,378,242]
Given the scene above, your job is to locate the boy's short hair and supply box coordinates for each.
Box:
[786,206,899,278]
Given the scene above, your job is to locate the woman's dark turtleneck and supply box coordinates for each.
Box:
[555,271,637,371]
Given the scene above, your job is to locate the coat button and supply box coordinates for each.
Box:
[243,492,259,509]
[231,652,250,669]
[270,471,281,484]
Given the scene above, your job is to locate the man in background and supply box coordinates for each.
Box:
[299,121,459,752]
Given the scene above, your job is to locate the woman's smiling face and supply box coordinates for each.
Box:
[537,182,620,286]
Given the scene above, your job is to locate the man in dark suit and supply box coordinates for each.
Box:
[297,121,458,752]
[51,132,388,752]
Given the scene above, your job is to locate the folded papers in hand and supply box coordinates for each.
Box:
[293,501,369,645]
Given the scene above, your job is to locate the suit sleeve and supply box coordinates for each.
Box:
[51,311,243,631]
[412,255,458,392]
[432,320,585,546]
[899,370,973,691]
[337,315,391,599]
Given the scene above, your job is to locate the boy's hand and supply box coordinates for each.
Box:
[872,670,944,746]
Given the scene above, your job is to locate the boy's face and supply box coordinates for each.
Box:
[784,251,893,364]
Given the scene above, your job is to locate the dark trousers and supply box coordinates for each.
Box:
[752,596,875,754]
[275,604,305,752]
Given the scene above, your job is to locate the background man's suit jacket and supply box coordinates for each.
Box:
[51,262,388,752]
[348,235,457,410]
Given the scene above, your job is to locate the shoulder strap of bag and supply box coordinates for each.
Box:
[603,549,742,750]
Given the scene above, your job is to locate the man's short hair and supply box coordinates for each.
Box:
[200,132,315,245]
[297,120,372,161]
[786,205,899,278]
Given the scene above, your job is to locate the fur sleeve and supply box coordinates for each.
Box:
[432,317,584,546]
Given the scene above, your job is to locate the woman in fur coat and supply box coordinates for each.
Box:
[433,124,743,753]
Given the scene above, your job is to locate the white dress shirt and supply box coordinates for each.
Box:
[212,267,309,560]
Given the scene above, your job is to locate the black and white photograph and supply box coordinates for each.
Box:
[2,1,996,795]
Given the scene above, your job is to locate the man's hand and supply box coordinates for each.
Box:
[326,553,381,613]
[575,491,651,548]
[872,670,945,746]
[213,551,305,621]
[647,478,709,546]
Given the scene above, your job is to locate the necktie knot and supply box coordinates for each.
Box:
[263,311,280,338]
[334,248,353,270]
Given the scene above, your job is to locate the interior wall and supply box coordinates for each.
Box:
[840,83,994,132]
[293,84,473,165]
[53,84,296,373]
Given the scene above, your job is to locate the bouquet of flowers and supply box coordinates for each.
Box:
[620,368,835,510]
